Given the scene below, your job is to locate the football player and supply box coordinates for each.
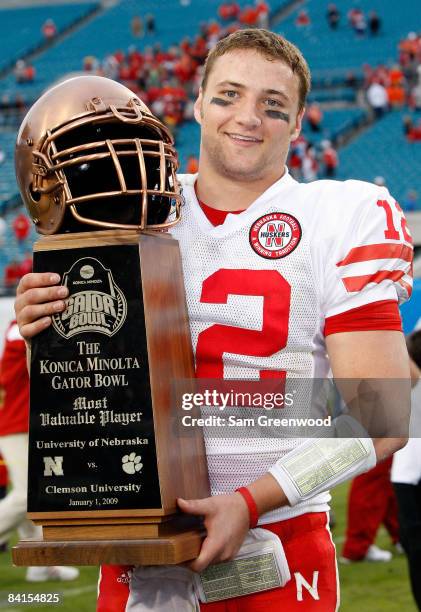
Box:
[15,29,412,611]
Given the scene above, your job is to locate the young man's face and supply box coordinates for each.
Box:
[194,49,304,183]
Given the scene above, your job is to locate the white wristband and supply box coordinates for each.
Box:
[269,416,377,506]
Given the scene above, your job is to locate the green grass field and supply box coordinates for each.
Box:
[0,482,416,611]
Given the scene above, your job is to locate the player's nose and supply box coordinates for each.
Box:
[234,99,262,129]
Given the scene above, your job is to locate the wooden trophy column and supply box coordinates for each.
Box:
[12,230,209,566]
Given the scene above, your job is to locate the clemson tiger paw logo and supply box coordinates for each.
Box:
[122,453,143,475]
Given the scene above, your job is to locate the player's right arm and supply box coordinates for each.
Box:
[15,273,68,342]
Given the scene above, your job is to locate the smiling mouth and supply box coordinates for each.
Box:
[226,133,263,143]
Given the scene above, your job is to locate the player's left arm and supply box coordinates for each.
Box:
[325,329,410,461]
[180,330,411,572]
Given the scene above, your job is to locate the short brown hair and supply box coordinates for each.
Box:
[201,28,311,112]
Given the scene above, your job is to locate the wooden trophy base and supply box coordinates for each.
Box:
[12,527,204,566]
[13,514,204,565]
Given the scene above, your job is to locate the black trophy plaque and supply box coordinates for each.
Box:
[12,230,210,566]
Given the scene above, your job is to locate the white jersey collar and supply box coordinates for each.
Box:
[179,168,297,237]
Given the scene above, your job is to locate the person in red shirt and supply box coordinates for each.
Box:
[295,9,311,27]
[19,253,32,278]
[186,155,199,174]
[13,212,31,244]
[4,261,22,289]
[387,83,406,107]
[340,459,400,563]
[0,322,33,550]
[239,6,259,26]
[256,0,269,28]
[408,120,421,141]
[0,321,79,582]
[14,60,35,84]
[321,140,339,177]
[218,2,240,21]
[288,146,303,180]
[306,102,323,131]
[42,18,57,39]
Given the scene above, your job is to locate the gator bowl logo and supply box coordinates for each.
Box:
[52,257,127,339]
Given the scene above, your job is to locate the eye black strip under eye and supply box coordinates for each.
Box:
[210,97,232,106]
[266,110,290,121]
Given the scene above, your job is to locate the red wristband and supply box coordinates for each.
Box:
[236,486,259,528]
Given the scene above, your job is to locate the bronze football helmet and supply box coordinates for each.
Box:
[15,75,182,234]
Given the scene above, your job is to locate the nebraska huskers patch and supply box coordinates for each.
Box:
[249,213,302,259]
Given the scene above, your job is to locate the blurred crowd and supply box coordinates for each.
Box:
[82,1,269,130]
[363,31,421,139]
[0,212,32,290]
[294,4,382,37]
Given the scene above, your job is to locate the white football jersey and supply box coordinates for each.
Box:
[170,170,413,523]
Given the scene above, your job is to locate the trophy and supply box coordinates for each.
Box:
[12,76,209,567]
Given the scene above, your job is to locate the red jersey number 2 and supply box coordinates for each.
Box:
[195,269,291,379]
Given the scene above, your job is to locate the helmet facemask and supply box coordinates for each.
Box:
[30,102,181,233]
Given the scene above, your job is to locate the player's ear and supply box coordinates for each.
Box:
[291,107,305,142]
[194,88,203,125]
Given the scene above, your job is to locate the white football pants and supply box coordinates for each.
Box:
[0,433,42,544]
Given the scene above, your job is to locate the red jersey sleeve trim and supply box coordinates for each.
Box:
[324,300,402,337]
[337,243,413,266]
[342,269,405,293]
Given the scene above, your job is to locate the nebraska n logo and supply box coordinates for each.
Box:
[294,571,320,601]
[264,222,286,248]
[43,456,64,476]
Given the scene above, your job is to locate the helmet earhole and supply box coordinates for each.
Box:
[29,183,41,202]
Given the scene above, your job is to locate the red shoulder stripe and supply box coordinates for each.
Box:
[342,269,405,292]
[337,243,413,267]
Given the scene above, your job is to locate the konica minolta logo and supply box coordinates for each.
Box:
[52,257,127,339]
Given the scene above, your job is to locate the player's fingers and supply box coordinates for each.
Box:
[17,298,68,339]
[20,299,67,323]
[17,284,68,310]
[177,497,210,516]
[15,284,68,340]
[15,284,68,324]
[16,272,61,296]
[19,316,54,340]
[188,536,221,573]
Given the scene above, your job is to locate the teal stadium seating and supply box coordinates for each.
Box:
[338,110,421,205]
[0,0,271,103]
[0,3,98,73]
[273,0,418,82]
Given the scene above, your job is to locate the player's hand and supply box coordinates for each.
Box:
[15,272,68,341]
[177,492,250,572]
